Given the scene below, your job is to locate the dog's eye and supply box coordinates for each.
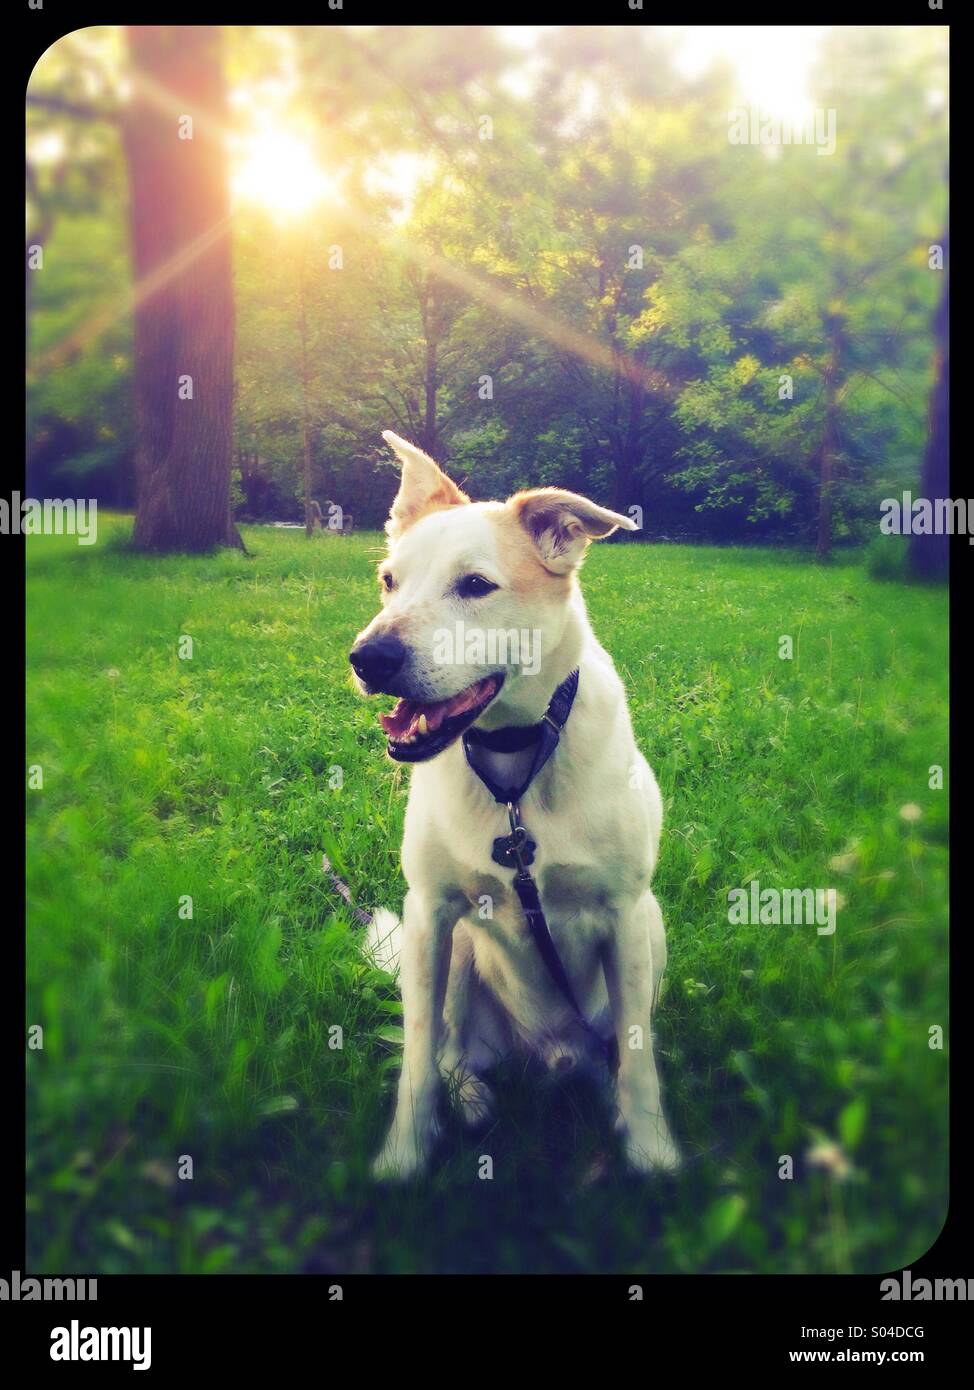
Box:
[456,574,498,599]
[380,572,395,591]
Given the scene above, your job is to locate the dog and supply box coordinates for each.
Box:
[350,431,681,1178]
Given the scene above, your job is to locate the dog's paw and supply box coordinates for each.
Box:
[440,1051,496,1131]
[618,1115,683,1175]
[456,1074,495,1130]
[371,1139,425,1182]
[371,1120,438,1182]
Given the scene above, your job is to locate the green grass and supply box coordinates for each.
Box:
[27,514,948,1275]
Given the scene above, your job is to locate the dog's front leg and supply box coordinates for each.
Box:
[604,890,682,1173]
[373,888,456,1180]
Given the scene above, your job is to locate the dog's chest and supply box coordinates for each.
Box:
[445,748,617,919]
[452,785,614,1026]
[459,859,610,1044]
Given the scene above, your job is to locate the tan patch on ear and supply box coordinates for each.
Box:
[388,479,469,541]
[382,430,469,541]
[489,503,573,596]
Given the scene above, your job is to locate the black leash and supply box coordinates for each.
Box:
[463,671,618,1071]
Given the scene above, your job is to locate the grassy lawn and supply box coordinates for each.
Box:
[26,514,948,1275]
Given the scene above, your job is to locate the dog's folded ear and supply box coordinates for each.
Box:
[511,488,638,574]
[382,431,469,542]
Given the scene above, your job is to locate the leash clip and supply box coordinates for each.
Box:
[491,800,536,870]
[507,801,534,875]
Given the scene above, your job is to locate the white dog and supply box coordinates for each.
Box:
[350,431,680,1178]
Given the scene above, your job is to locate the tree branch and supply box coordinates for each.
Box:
[27,92,120,123]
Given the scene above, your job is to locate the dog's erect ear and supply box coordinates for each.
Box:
[511,488,638,574]
[382,431,469,542]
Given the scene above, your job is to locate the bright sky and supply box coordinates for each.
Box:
[665,25,829,123]
[228,25,833,220]
[499,25,828,120]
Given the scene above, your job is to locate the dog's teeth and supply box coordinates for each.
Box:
[417,714,428,735]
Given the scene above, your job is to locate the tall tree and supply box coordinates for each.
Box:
[122,25,242,552]
[661,27,947,552]
[910,234,949,581]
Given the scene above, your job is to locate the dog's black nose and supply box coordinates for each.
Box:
[349,635,407,688]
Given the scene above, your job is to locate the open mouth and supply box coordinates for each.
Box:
[380,674,504,763]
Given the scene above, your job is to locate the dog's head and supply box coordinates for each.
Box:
[350,431,636,762]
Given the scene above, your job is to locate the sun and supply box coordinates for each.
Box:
[232,124,340,219]
[668,24,830,127]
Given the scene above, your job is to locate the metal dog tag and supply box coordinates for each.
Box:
[492,826,536,869]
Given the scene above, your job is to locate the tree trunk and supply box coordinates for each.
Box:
[299,238,315,537]
[910,240,949,581]
[418,277,438,457]
[612,374,645,517]
[423,333,438,458]
[816,312,844,558]
[122,25,243,552]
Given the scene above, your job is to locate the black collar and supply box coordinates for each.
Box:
[462,670,579,805]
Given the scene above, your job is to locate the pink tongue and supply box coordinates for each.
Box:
[379,678,495,739]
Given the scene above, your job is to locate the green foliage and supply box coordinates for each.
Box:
[27,519,947,1273]
[27,26,948,546]
[864,534,911,582]
[27,210,134,501]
